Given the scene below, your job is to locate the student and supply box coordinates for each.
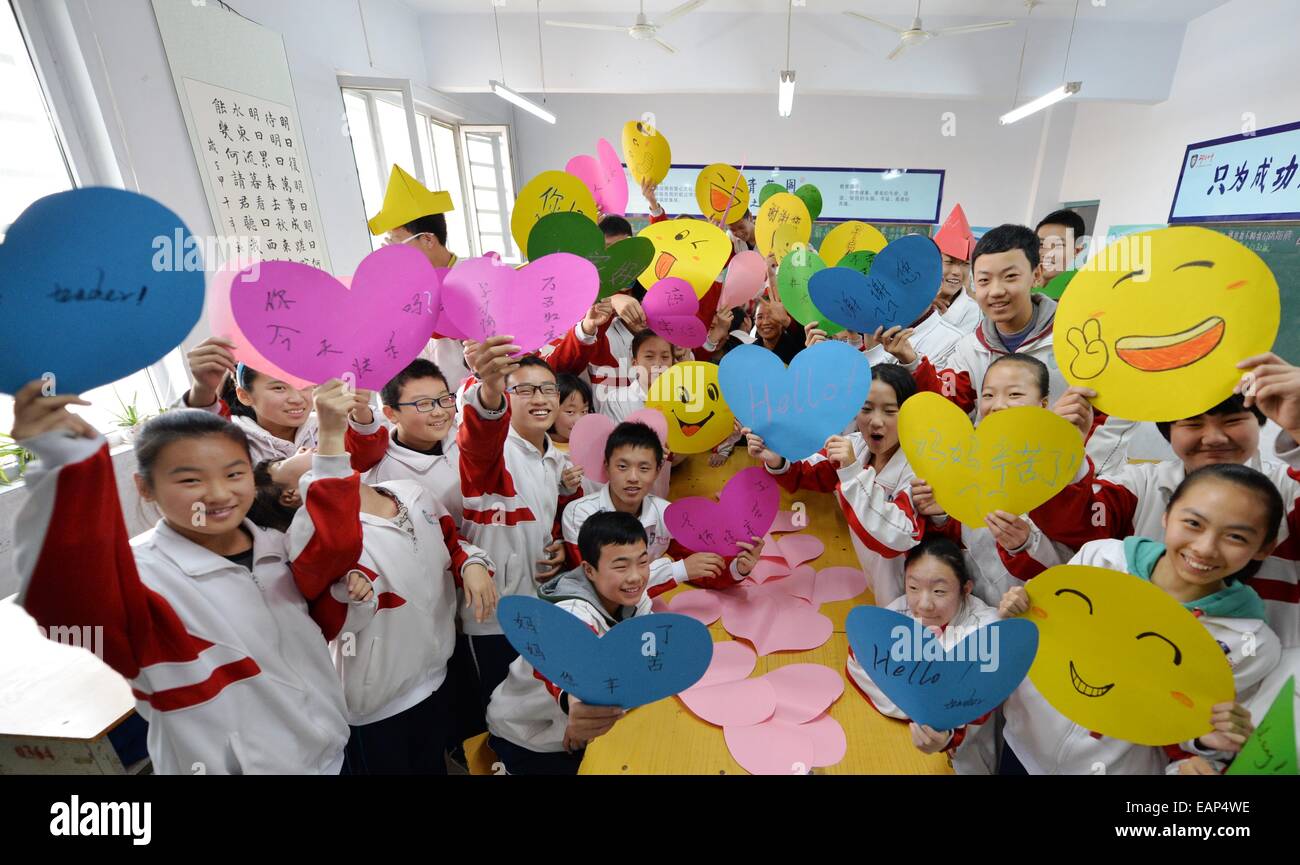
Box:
[999,463,1283,774]
[344,358,464,523]
[846,536,1001,774]
[561,421,761,591]
[458,336,585,706]
[551,374,593,445]
[10,380,363,774]
[746,364,924,604]
[932,203,980,334]
[1023,353,1300,647]
[754,298,804,364]
[487,511,757,774]
[599,215,634,246]
[910,353,1071,606]
[1034,208,1088,286]
[728,208,756,254]
[249,379,497,774]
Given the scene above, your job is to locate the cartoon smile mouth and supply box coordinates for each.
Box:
[709,185,737,214]
[1069,660,1115,698]
[1115,316,1224,372]
[673,410,715,436]
[655,252,677,280]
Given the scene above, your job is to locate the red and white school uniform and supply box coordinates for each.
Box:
[486,569,654,755]
[542,319,639,422]
[14,430,357,775]
[1027,436,1300,648]
[457,382,582,637]
[1003,537,1281,775]
[177,391,320,464]
[767,437,923,605]
[929,514,1066,607]
[846,593,1001,774]
[346,415,464,525]
[287,453,493,725]
[940,290,981,335]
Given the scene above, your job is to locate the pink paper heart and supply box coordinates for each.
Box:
[207,266,313,389]
[720,250,769,309]
[565,138,628,217]
[724,719,816,776]
[441,253,598,354]
[567,408,669,484]
[642,277,707,348]
[650,596,670,613]
[764,663,845,724]
[746,559,792,585]
[665,466,781,557]
[804,712,848,768]
[769,510,802,534]
[756,564,817,603]
[812,566,869,605]
[680,677,777,727]
[761,533,825,568]
[692,640,757,689]
[229,246,439,390]
[667,589,723,626]
[722,593,833,656]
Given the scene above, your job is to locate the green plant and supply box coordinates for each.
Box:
[111,391,150,429]
[0,433,35,485]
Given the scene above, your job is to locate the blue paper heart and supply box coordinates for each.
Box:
[0,188,205,395]
[845,605,1038,730]
[497,595,714,708]
[718,341,872,462]
[808,234,942,333]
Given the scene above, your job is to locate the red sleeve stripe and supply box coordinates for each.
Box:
[438,513,472,586]
[345,424,390,474]
[377,592,407,610]
[308,593,349,642]
[290,474,364,601]
[836,489,920,558]
[532,668,565,703]
[458,402,517,498]
[462,505,538,527]
[131,656,262,712]
[1244,576,1300,604]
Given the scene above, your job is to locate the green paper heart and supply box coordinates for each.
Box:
[778,246,843,335]
[795,184,823,221]
[527,212,655,299]
[758,182,785,206]
[1036,268,1078,300]
[838,249,876,276]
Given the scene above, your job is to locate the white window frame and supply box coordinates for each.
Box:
[458,124,518,261]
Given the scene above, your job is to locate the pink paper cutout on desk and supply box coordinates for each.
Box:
[810,566,869,605]
[722,593,833,655]
[804,712,848,767]
[761,532,825,568]
[724,720,817,776]
[566,408,669,484]
[650,596,670,613]
[747,559,793,585]
[229,246,439,390]
[720,250,768,309]
[680,677,777,727]
[758,565,817,603]
[668,589,723,626]
[768,510,802,534]
[642,277,707,348]
[441,253,598,354]
[665,466,781,558]
[765,663,845,724]
[692,640,757,689]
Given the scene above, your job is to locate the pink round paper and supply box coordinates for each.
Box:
[746,559,792,585]
[680,677,777,727]
[757,564,817,603]
[724,719,816,776]
[207,265,313,389]
[804,712,848,767]
[567,413,617,483]
[643,277,707,349]
[769,510,801,534]
[722,594,833,656]
[692,640,757,689]
[761,533,826,568]
[765,663,845,724]
[811,566,869,605]
[720,250,768,309]
[667,589,723,626]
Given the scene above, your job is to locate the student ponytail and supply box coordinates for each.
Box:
[220,365,259,420]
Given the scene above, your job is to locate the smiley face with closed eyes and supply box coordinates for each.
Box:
[1054,226,1279,422]
[1023,565,1235,746]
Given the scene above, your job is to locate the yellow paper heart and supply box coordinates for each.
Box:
[899,392,1084,527]
[622,120,671,186]
[637,219,731,298]
[510,171,598,256]
[1024,565,1234,746]
[818,220,887,266]
[755,192,812,260]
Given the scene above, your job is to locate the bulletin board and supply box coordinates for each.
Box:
[151,0,331,271]
[1206,222,1300,364]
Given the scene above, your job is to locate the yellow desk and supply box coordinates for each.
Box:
[580,453,953,775]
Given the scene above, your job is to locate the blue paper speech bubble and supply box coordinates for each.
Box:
[845,605,1038,730]
[808,233,942,333]
[718,341,872,462]
[0,188,206,395]
[497,595,714,708]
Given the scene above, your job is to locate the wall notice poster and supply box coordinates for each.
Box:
[1169,120,1300,224]
[152,0,331,271]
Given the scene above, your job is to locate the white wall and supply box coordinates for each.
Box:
[1057,0,1300,240]
[509,91,1072,231]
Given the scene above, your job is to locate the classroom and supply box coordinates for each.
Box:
[1,0,1298,793]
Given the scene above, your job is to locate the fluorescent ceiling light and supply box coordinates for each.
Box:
[489,80,556,124]
[1000,81,1081,125]
[778,70,795,117]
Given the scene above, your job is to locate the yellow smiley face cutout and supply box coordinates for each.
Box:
[645,361,735,454]
[1024,565,1234,746]
[695,163,749,225]
[621,120,671,186]
[637,219,731,298]
[1054,226,1279,422]
[755,191,813,260]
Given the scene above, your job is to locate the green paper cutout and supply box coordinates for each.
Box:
[1036,268,1078,301]
[759,182,785,207]
[1227,676,1297,775]
[527,212,655,299]
[778,245,842,335]
[795,184,823,221]
[839,249,877,277]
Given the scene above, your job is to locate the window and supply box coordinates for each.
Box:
[0,3,181,464]
[341,79,514,262]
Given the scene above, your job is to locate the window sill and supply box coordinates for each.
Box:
[0,440,135,498]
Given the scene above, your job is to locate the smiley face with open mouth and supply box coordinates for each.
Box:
[694,163,749,225]
[645,361,735,454]
[637,219,731,299]
[1054,226,1279,422]
[1023,565,1234,746]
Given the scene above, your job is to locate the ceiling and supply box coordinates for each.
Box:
[411,0,1232,102]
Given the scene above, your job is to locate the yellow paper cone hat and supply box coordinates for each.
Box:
[368,165,454,235]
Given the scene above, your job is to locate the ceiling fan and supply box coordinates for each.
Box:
[544,0,708,54]
[845,0,1015,61]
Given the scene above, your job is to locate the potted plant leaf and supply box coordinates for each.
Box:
[0,433,36,485]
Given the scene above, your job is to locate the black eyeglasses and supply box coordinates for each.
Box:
[505,383,560,398]
[396,394,457,412]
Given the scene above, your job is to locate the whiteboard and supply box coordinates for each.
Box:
[151,0,331,271]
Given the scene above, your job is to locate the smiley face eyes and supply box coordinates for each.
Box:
[1136,631,1183,665]
[1111,269,1146,288]
[674,230,691,242]
[707,383,719,401]
[1174,260,1215,271]
[1055,587,1094,614]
